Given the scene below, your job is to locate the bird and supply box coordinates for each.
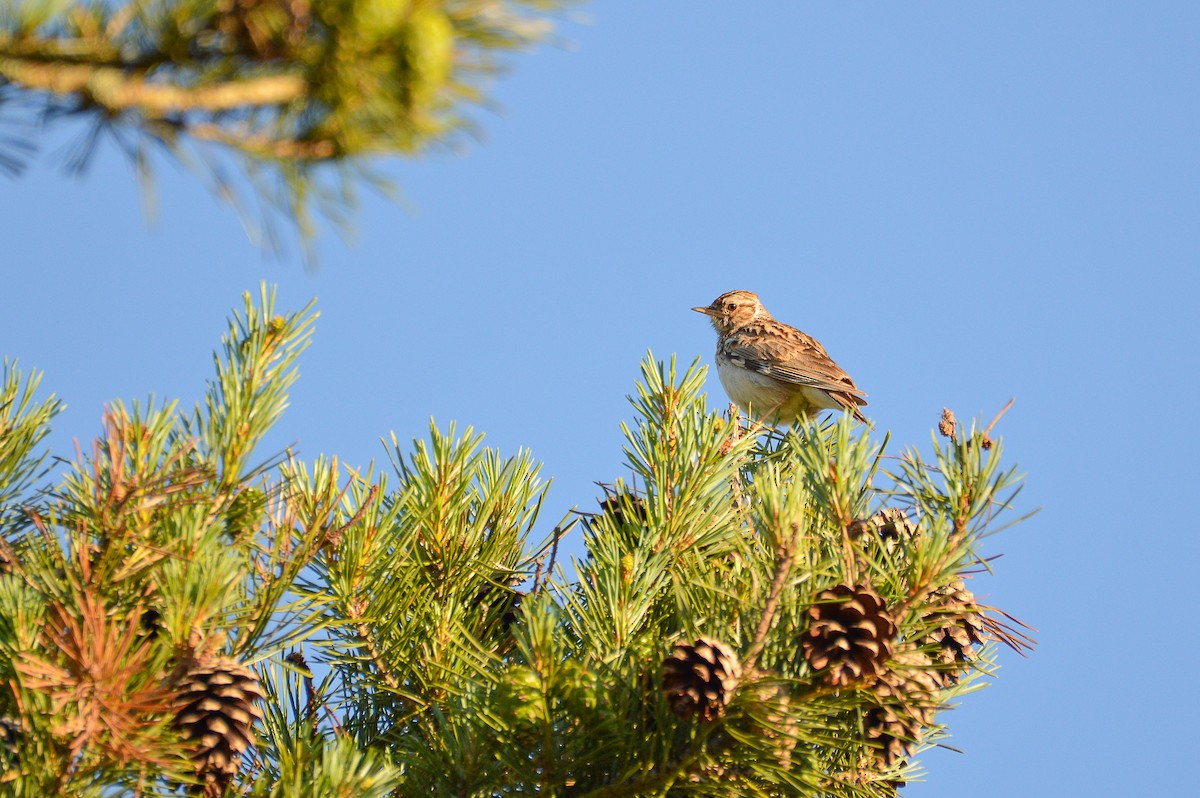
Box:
[693,290,868,424]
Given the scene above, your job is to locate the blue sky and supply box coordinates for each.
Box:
[2,2,1197,794]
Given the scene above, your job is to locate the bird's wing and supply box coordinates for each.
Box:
[722,325,867,398]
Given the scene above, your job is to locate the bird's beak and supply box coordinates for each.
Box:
[692,305,715,316]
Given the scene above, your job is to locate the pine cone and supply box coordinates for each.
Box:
[857,648,945,778]
[864,704,923,768]
[139,608,164,639]
[224,487,266,541]
[662,638,742,722]
[870,508,918,550]
[802,584,897,687]
[0,714,19,762]
[845,518,871,540]
[173,656,265,796]
[475,584,525,630]
[864,648,945,772]
[873,648,945,758]
[938,408,957,439]
[874,648,943,728]
[586,486,648,552]
[597,490,648,528]
[922,580,987,683]
[0,537,16,574]
[750,679,798,770]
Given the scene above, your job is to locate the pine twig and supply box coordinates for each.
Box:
[982,398,1015,440]
[190,123,337,161]
[743,522,799,673]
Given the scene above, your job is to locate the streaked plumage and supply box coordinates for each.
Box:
[693,290,868,424]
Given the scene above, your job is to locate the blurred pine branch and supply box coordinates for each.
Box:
[0,0,575,256]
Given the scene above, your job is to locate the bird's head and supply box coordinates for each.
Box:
[692,290,770,334]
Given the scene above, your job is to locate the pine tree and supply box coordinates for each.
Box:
[0,0,573,251]
[0,287,1034,796]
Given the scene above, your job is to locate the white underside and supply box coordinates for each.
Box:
[716,360,839,421]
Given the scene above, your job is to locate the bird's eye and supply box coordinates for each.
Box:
[725,302,736,311]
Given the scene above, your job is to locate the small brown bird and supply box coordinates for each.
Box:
[693,290,868,424]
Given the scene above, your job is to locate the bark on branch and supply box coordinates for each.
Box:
[0,56,305,113]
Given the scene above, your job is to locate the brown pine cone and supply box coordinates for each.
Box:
[662,637,742,722]
[802,584,897,687]
[922,580,988,683]
[172,656,265,796]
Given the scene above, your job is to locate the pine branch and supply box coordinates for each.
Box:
[0,57,305,113]
[0,0,574,255]
[0,308,1036,795]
